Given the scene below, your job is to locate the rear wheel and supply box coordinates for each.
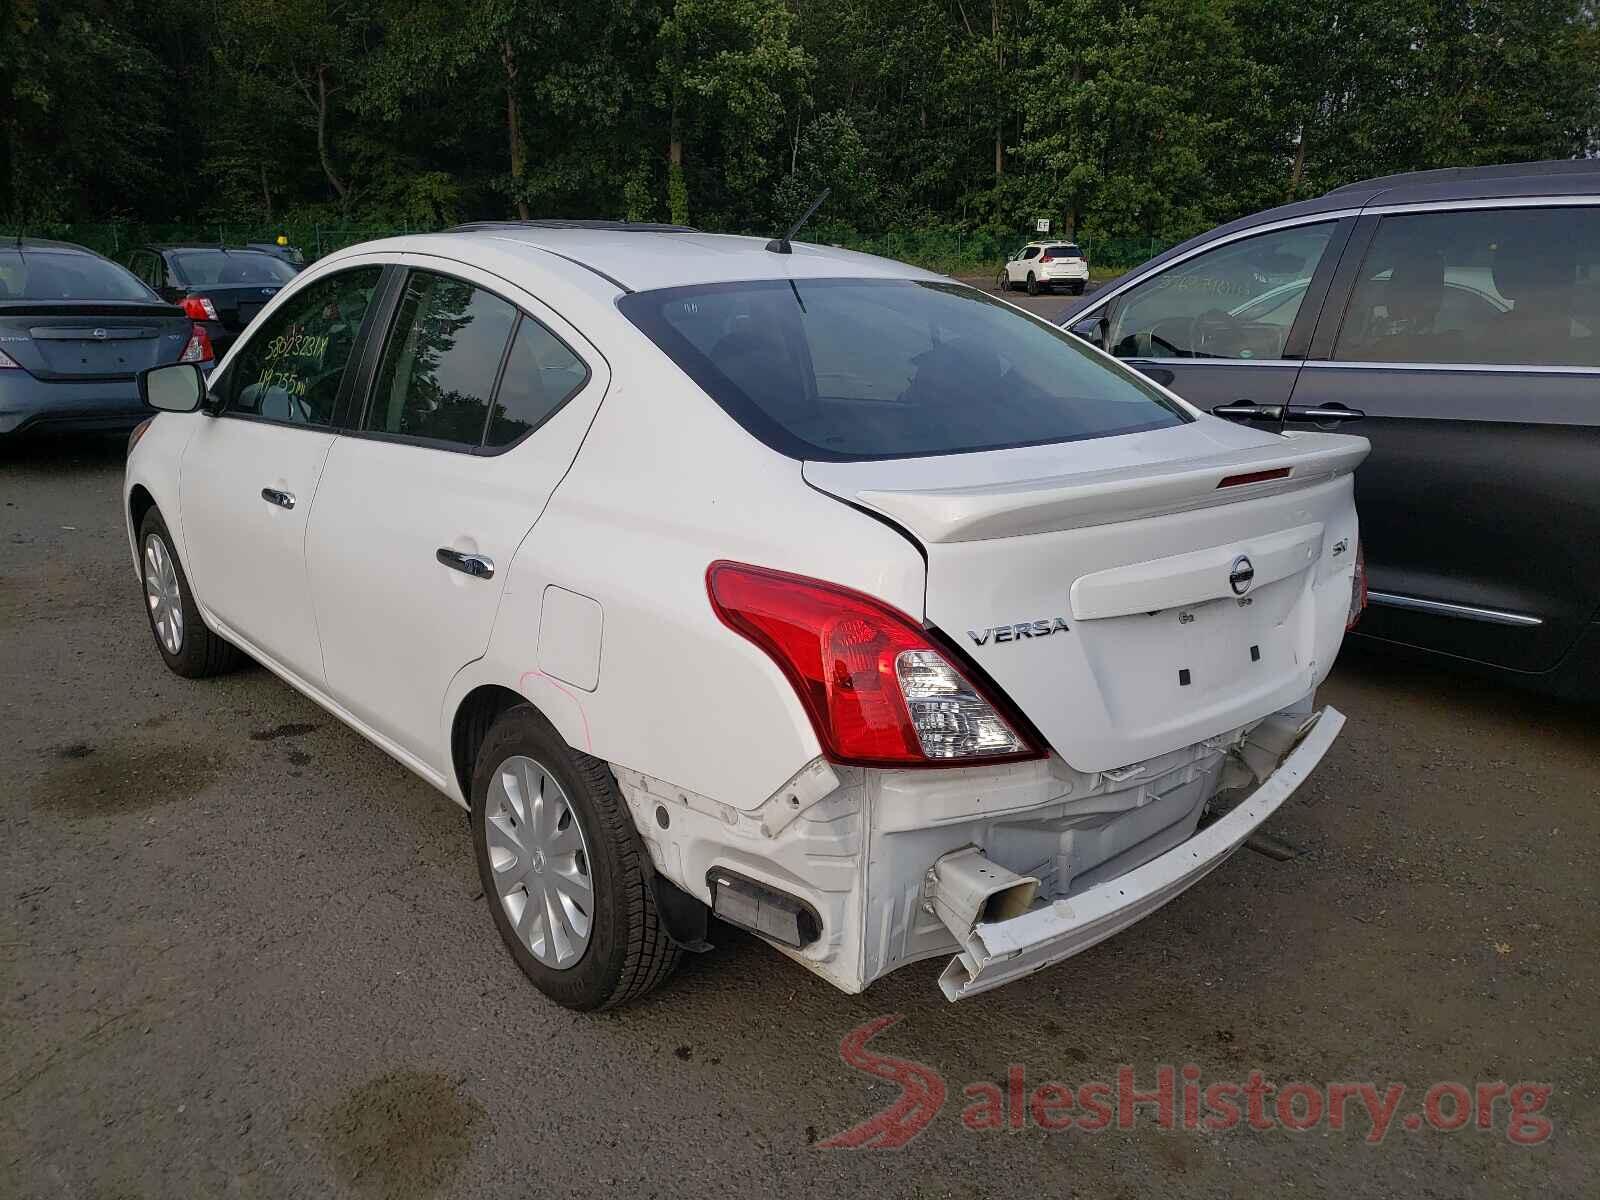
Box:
[138,509,242,678]
[1026,272,1040,296]
[471,704,679,1010]
[997,270,1011,293]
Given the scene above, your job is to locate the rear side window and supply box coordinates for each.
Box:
[485,317,590,447]
[0,250,153,301]
[619,278,1188,461]
[365,271,519,446]
[225,266,382,426]
[1333,206,1600,368]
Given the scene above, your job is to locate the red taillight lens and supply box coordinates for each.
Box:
[1039,254,1055,263]
[707,561,1041,767]
[1347,540,1367,630]
[181,295,219,321]
[178,324,214,364]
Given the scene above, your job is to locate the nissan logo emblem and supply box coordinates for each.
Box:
[1229,555,1255,596]
[92,328,107,339]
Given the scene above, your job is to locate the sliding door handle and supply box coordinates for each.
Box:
[260,487,296,510]
[436,548,495,579]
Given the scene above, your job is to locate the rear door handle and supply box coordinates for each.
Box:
[1211,402,1285,422]
[1284,405,1365,423]
[436,548,495,579]
[260,487,296,510]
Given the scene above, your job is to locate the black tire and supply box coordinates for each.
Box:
[137,508,243,678]
[1026,272,1040,296]
[471,704,679,1010]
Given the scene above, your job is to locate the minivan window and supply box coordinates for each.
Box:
[619,278,1188,461]
[1106,221,1335,360]
[365,271,518,446]
[1333,206,1599,368]
[225,266,382,426]
[0,250,154,301]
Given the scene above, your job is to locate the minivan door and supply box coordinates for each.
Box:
[304,261,607,777]
[1287,203,1600,673]
[1087,219,1350,417]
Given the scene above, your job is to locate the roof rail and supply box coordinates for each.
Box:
[449,219,699,233]
[1324,158,1599,196]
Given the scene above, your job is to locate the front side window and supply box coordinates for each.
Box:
[1333,206,1599,367]
[364,271,518,446]
[225,266,382,426]
[619,278,1188,461]
[1106,221,1336,361]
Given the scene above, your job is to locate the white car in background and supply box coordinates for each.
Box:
[124,221,1367,1010]
[1000,240,1090,295]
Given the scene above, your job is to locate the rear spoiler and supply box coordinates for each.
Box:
[812,432,1370,543]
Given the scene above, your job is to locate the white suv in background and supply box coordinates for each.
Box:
[124,221,1365,1010]
[1001,241,1089,295]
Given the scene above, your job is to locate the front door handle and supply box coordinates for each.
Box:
[1211,402,1286,422]
[261,487,296,510]
[436,548,495,579]
[1284,405,1365,423]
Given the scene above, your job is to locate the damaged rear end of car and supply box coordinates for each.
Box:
[616,272,1368,999]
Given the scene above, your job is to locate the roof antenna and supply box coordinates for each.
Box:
[766,188,830,255]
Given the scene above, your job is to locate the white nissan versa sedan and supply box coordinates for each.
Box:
[124,220,1368,1009]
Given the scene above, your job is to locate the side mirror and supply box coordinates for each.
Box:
[140,362,206,413]
[1069,316,1107,350]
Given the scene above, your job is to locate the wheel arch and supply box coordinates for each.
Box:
[450,683,527,806]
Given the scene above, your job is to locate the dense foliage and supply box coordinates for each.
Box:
[3,0,1597,244]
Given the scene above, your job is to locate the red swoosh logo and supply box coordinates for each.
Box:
[819,1014,946,1149]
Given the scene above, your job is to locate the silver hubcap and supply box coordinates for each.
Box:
[143,533,183,656]
[484,756,593,969]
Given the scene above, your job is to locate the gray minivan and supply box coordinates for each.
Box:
[1058,160,1600,697]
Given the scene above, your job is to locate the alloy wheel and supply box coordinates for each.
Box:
[143,533,184,655]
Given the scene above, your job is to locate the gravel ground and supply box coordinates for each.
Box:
[3,436,1597,1200]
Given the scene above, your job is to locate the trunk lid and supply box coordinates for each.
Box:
[0,301,192,380]
[805,420,1369,771]
[186,283,284,332]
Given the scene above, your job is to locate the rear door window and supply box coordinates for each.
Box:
[619,278,1187,461]
[363,270,518,447]
[1332,206,1600,367]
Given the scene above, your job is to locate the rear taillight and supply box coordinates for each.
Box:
[181,296,219,321]
[707,561,1042,767]
[1347,540,1367,630]
[1039,254,1055,263]
[179,324,214,364]
[0,348,20,369]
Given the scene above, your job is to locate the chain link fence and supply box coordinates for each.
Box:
[2,221,1178,278]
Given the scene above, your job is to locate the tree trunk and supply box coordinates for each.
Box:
[1287,124,1306,199]
[667,90,688,226]
[260,161,273,223]
[502,40,529,220]
[992,1,1004,179]
[313,65,348,205]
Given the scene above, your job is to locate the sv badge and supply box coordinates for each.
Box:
[968,617,1071,646]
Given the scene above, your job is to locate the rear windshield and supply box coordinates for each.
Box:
[0,250,154,301]
[619,278,1187,461]
[169,250,297,286]
[1047,245,1082,257]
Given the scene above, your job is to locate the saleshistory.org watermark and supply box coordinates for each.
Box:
[820,1016,1555,1150]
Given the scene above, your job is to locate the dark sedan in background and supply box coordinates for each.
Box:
[124,244,297,358]
[1058,159,1600,698]
[1,239,205,440]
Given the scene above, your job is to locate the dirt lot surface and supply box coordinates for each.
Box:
[3,437,1597,1199]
